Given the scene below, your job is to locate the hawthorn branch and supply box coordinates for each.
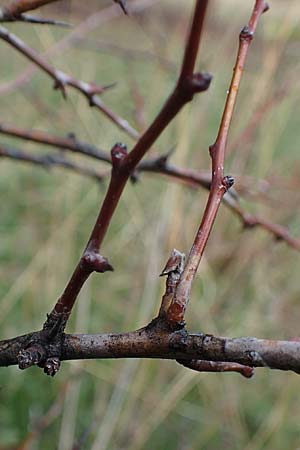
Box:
[0,27,139,139]
[113,0,128,15]
[166,0,269,327]
[0,0,161,98]
[1,122,299,251]
[5,0,210,375]
[2,0,60,15]
[46,0,211,323]
[0,0,66,25]
[0,142,106,182]
[1,326,300,375]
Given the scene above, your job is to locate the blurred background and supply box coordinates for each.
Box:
[1,0,300,448]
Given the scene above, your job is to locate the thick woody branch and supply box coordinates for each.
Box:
[166,0,269,327]
[1,326,300,374]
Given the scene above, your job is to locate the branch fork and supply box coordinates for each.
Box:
[0,0,283,380]
[17,307,69,376]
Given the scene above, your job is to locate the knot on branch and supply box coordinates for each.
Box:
[240,26,254,42]
[222,175,235,192]
[16,309,69,376]
[154,147,175,170]
[43,357,61,377]
[111,142,128,170]
[179,72,212,102]
[81,251,114,273]
[243,214,258,229]
[18,344,46,370]
[53,70,70,99]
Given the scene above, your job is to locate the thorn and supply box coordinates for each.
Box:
[130,171,140,184]
[88,81,117,96]
[114,0,128,15]
[263,2,270,13]
[102,81,117,91]
[157,146,176,167]
[53,80,67,100]
[20,14,72,27]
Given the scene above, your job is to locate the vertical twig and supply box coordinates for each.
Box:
[166,0,269,327]
[48,0,211,320]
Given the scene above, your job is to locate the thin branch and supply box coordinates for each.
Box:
[47,0,211,324]
[5,0,210,376]
[0,143,106,182]
[166,0,269,327]
[0,0,161,97]
[0,0,65,25]
[0,26,139,139]
[233,207,300,251]
[1,325,300,374]
[2,0,60,15]
[0,123,110,162]
[2,122,299,251]
[113,0,128,15]
[0,0,213,377]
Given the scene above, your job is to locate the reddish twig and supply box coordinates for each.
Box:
[47,0,210,319]
[166,0,269,327]
[8,0,211,376]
